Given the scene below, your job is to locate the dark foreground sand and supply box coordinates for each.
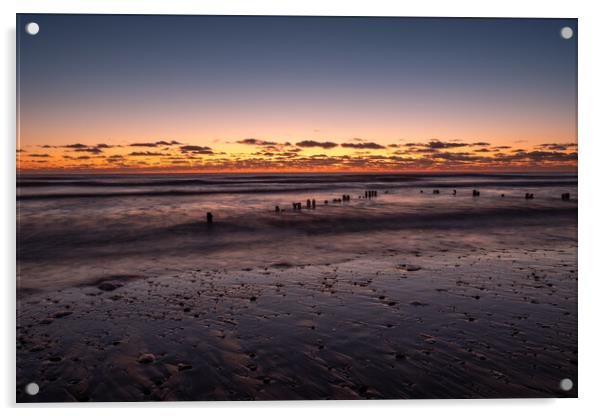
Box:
[16,219,577,402]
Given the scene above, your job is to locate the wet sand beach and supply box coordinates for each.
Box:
[16,173,578,401]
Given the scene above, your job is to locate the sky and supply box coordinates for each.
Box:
[17,14,577,173]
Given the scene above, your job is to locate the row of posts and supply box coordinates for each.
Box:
[364,190,378,198]
[427,189,571,200]
[205,190,572,223]
[275,191,376,213]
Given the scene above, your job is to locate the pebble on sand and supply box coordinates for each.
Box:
[398,264,422,272]
[177,363,192,371]
[98,282,122,291]
[410,301,427,306]
[137,353,156,364]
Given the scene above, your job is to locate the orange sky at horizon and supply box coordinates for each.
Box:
[16,91,577,173]
[16,134,578,173]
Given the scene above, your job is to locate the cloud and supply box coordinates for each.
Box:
[425,140,469,149]
[105,155,126,165]
[259,145,282,152]
[62,143,110,154]
[179,145,214,155]
[130,142,160,147]
[129,151,168,156]
[341,142,385,149]
[538,142,578,151]
[20,136,578,172]
[405,140,490,150]
[63,155,81,160]
[432,152,478,161]
[295,140,338,149]
[236,138,278,146]
[75,147,103,154]
[130,140,181,147]
[513,150,577,162]
[403,147,437,154]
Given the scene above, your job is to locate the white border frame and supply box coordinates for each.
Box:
[3,1,600,415]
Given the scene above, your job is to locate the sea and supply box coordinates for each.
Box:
[17,172,577,293]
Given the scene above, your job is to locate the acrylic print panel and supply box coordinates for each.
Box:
[16,14,578,402]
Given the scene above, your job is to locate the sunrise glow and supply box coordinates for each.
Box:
[17,15,577,173]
